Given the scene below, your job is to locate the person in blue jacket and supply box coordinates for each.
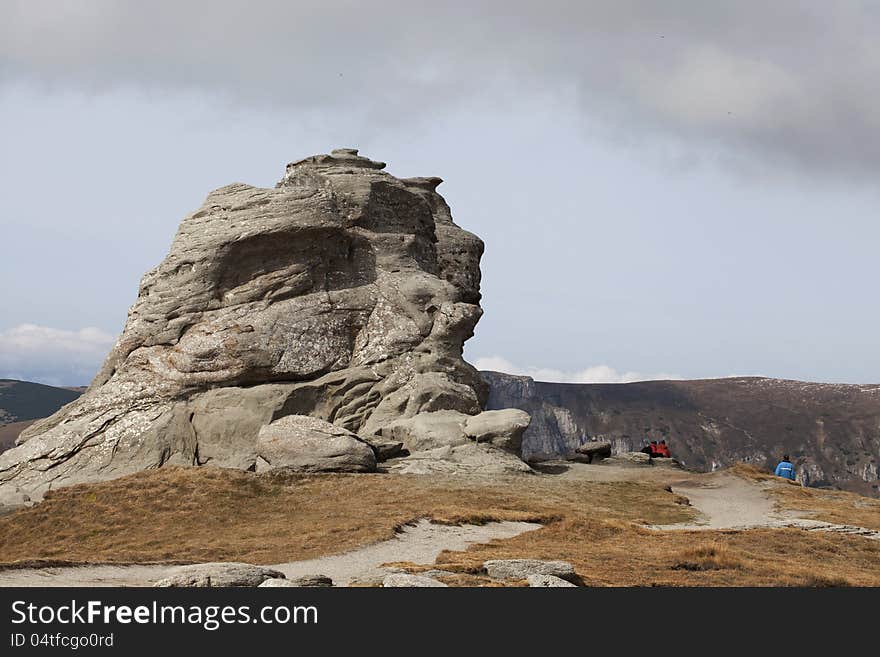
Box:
[774,455,796,480]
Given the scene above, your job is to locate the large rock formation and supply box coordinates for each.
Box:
[0,149,530,504]
[483,371,880,496]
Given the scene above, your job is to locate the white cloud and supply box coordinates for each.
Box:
[0,324,115,386]
[473,355,681,384]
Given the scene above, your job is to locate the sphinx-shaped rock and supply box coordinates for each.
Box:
[0,149,530,502]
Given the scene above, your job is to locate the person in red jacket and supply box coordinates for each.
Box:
[655,440,671,458]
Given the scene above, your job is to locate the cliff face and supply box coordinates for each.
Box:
[483,371,880,496]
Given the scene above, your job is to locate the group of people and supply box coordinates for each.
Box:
[636,439,798,481]
[641,439,671,458]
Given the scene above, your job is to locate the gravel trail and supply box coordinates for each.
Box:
[0,519,541,587]
[651,474,880,539]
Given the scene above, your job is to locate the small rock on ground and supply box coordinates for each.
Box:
[258,575,333,587]
[484,559,577,582]
[527,574,577,587]
[383,573,448,587]
[154,563,285,587]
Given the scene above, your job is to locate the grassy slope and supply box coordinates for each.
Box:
[0,465,877,586]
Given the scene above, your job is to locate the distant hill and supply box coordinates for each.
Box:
[482,372,880,497]
[0,380,83,451]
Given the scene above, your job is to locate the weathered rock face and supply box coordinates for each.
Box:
[0,149,529,502]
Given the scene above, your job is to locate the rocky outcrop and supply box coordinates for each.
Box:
[0,150,530,503]
[483,371,880,497]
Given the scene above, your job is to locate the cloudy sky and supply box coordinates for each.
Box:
[2,1,878,386]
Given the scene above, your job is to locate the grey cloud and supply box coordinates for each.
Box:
[3,1,880,177]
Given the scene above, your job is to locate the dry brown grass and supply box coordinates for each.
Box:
[0,465,877,586]
[670,541,742,571]
[730,463,880,531]
[727,462,790,483]
[427,520,880,586]
[773,486,880,531]
[0,466,687,567]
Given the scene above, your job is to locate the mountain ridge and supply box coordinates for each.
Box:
[482,371,880,496]
[0,379,82,425]
[0,380,83,453]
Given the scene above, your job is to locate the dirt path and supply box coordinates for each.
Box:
[651,473,782,530]
[273,519,539,585]
[0,519,541,587]
[651,473,880,539]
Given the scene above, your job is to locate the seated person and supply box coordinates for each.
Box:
[774,455,796,481]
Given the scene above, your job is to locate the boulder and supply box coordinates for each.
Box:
[256,415,376,473]
[0,149,532,501]
[574,440,612,463]
[258,574,333,588]
[380,410,470,452]
[527,574,577,587]
[383,573,448,587]
[154,563,286,587]
[463,409,531,452]
[361,372,482,437]
[483,559,577,582]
